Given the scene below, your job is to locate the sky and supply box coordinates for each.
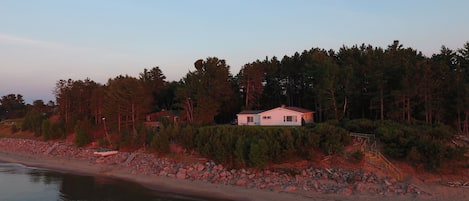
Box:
[1,0,468,103]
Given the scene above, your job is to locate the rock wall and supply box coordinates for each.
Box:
[0,138,428,196]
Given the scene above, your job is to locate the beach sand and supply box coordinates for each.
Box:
[0,139,468,201]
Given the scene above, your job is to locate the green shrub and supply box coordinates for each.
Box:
[418,140,445,171]
[277,129,296,160]
[249,139,268,168]
[149,124,181,153]
[294,128,320,159]
[49,121,65,139]
[189,125,327,167]
[429,124,455,140]
[41,120,51,140]
[22,110,46,135]
[10,123,19,133]
[349,150,364,163]
[445,146,468,161]
[179,125,196,149]
[117,123,148,148]
[376,123,411,158]
[74,120,91,147]
[151,131,170,153]
[314,123,350,154]
[342,118,377,133]
[41,120,65,140]
[234,137,247,168]
[406,146,421,166]
[97,138,107,147]
[374,121,462,171]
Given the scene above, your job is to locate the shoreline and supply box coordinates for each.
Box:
[1,138,468,201]
[0,151,248,201]
[0,139,316,201]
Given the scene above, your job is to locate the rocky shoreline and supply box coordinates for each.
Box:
[0,138,428,197]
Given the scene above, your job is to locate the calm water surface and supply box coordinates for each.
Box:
[0,162,229,201]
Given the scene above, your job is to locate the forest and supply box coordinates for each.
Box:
[1,40,469,169]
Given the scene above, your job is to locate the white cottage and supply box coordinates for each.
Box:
[237,106,314,126]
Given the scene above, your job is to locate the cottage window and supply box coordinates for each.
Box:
[284,115,297,122]
[263,116,271,119]
[247,116,254,123]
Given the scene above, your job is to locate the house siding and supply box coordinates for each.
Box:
[301,112,314,123]
[237,106,314,126]
[259,108,303,126]
[237,114,261,125]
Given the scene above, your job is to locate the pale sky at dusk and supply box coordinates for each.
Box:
[1,0,468,103]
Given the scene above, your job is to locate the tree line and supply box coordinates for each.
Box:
[2,40,469,139]
[1,40,468,170]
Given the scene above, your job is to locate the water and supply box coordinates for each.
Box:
[0,162,229,201]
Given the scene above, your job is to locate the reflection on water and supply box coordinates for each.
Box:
[0,162,228,201]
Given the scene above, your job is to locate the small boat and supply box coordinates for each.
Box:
[93,148,118,157]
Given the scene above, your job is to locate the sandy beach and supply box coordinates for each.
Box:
[0,138,468,201]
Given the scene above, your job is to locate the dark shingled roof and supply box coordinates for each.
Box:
[239,107,313,115]
[238,110,264,114]
[284,106,313,113]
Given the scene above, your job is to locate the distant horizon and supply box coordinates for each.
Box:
[1,0,469,103]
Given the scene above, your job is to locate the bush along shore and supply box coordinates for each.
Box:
[0,138,429,197]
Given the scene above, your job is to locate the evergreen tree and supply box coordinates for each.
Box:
[104,75,150,136]
[178,58,235,124]
[0,94,26,119]
[238,61,265,109]
[139,67,167,112]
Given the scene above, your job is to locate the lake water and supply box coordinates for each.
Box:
[0,162,229,201]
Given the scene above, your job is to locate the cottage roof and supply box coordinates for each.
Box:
[258,106,313,115]
[238,106,313,115]
[238,110,264,114]
[284,106,313,113]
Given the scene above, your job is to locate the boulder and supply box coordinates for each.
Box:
[236,179,247,186]
[354,182,363,192]
[284,185,296,192]
[196,163,205,171]
[219,171,227,178]
[177,168,188,179]
[338,187,353,195]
